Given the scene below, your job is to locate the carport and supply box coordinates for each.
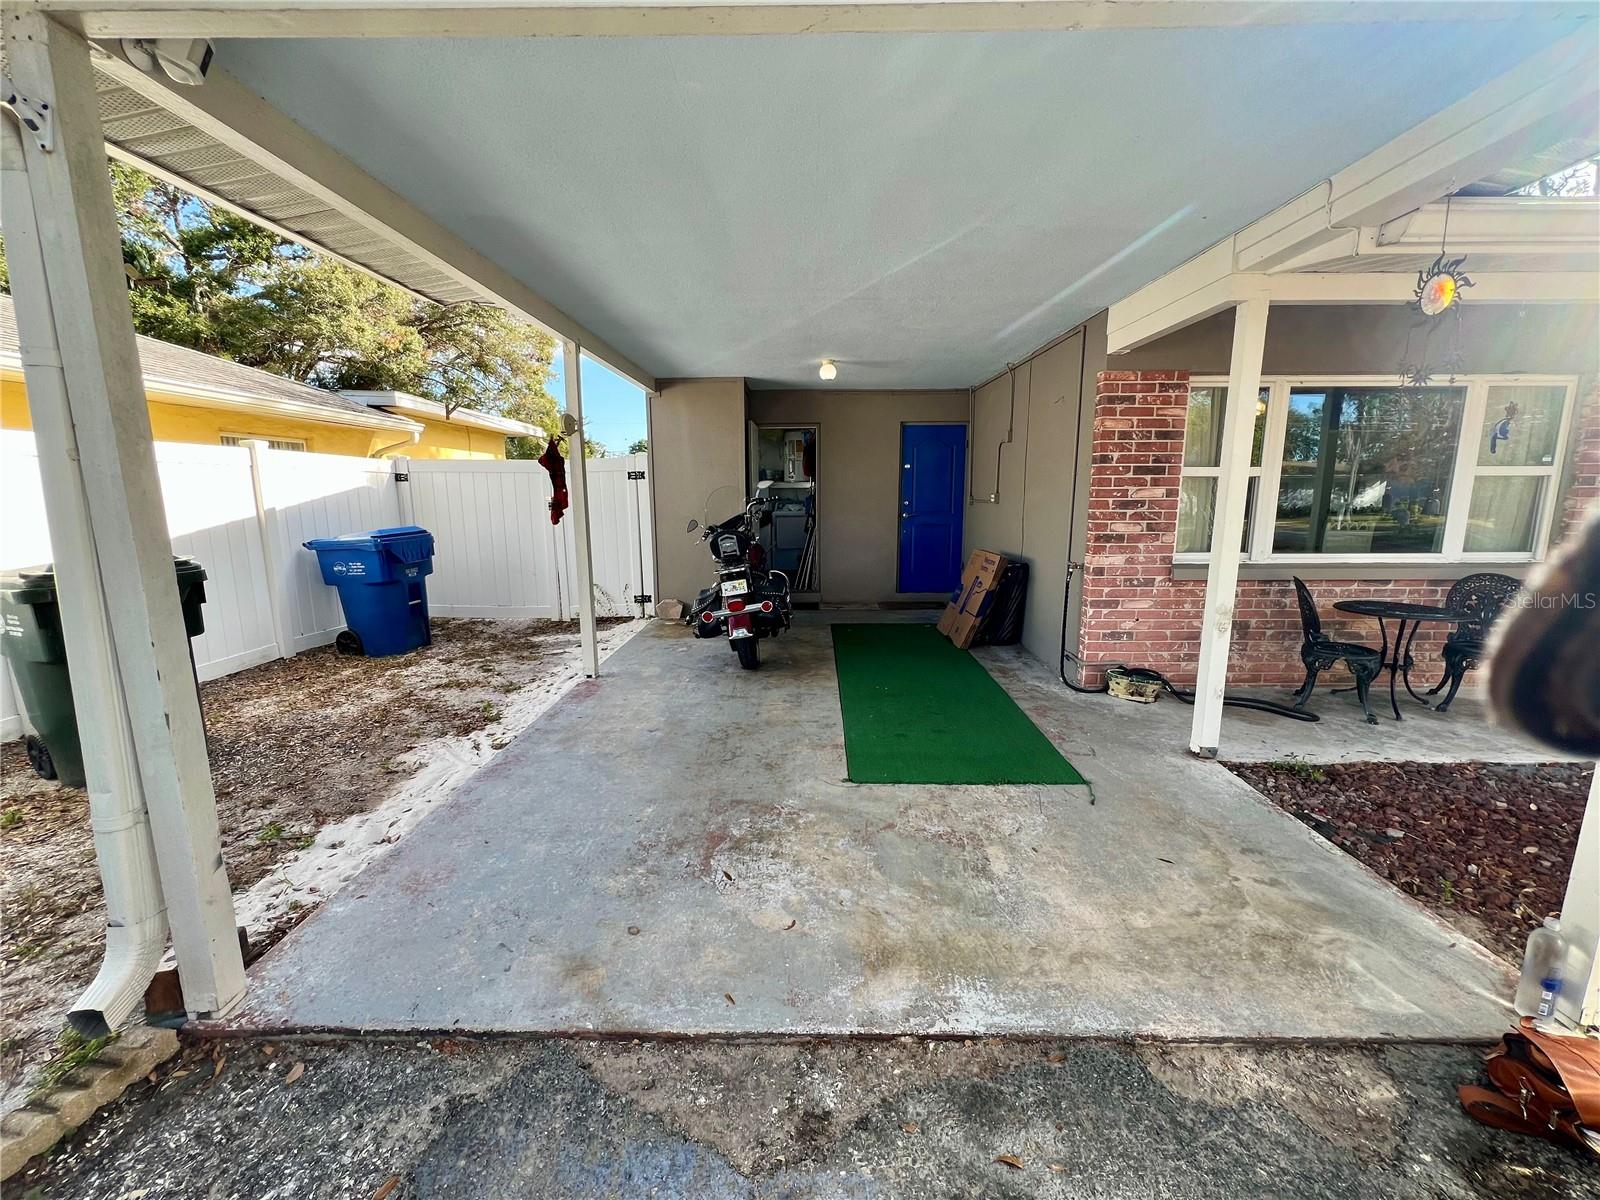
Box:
[236,614,1528,1040]
[3,0,1597,1040]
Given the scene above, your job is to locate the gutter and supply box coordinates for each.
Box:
[2,114,167,1038]
[369,428,422,458]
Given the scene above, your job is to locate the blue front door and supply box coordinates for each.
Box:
[898,424,967,594]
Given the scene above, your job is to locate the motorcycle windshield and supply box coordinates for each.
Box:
[701,484,745,531]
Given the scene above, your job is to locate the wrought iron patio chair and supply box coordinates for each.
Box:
[1290,577,1382,725]
[1426,572,1522,714]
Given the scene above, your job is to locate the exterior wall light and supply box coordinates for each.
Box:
[818,360,838,381]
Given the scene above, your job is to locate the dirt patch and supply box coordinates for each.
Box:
[0,616,630,1113]
[1226,760,1592,961]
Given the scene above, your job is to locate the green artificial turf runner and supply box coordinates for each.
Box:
[830,623,1086,785]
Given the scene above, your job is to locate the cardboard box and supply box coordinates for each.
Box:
[937,549,1009,649]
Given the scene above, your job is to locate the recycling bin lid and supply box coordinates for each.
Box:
[304,525,431,553]
[2,556,206,604]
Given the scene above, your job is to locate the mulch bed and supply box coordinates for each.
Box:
[1225,760,1593,962]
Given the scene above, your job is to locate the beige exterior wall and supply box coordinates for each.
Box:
[964,314,1105,664]
[1117,303,1600,376]
[747,388,969,605]
[648,378,748,606]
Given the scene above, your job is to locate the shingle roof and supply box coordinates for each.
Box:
[0,294,418,430]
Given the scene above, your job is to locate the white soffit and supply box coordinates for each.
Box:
[208,23,1582,388]
[90,63,484,307]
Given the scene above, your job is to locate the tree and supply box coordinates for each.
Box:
[1,162,560,437]
[1515,156,1598,198]
[628,438,649,454]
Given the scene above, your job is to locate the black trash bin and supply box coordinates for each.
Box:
[0,557,208,787]
[973,561,1030,647]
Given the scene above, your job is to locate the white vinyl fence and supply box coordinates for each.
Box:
[0,430,652,740]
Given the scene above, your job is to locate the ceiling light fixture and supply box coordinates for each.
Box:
[818,360,838,381]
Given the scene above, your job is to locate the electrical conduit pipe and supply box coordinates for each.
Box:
[2,114,169,1036]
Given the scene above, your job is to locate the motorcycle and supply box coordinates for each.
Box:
[685,485,792,669]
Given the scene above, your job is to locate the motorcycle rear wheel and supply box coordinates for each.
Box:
[735,638,760,670]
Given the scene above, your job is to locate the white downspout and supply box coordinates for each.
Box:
[1,113,168,1035]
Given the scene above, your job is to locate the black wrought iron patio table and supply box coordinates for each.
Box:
[1332,599,1472,721]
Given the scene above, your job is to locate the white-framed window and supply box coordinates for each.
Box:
[1175,375,1578,564]
[220,433,308,452]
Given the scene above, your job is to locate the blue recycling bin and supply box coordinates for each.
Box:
[303,525,435,657]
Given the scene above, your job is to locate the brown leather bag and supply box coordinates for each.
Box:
[1459,1019,1600,1156]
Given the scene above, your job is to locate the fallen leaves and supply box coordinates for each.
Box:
[283,1061,305,1085]
[783,919,797,931]
[721,870,734,882]
[373,1177,401,1200]
[626,925,641,936]
[994,1154,1024,1170]
[724,993,736,1005]
[1048,1162,1068,1173]
[1045,1050,1066,1065]
[900,1122,919,1134]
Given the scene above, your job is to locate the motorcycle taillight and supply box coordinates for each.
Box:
[726,599,746,612]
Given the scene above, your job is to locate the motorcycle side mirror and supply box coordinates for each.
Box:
[685,519,699,533]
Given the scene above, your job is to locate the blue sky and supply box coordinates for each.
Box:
[547,345,648,455]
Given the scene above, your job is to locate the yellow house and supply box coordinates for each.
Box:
[0,295,543,459]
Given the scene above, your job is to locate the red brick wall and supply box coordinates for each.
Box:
[1561,380,1600,541]
[1073,370,1599,689]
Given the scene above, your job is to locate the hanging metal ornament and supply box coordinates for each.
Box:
[1398,195,1473,386]
[1413,253,1474,317]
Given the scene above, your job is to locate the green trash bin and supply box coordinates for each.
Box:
[1,557,208,788]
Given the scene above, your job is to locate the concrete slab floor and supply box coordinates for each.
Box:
[232,616,1517,1040]
[19,1037,1594,1200]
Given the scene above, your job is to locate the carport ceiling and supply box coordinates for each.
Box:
[215,22,1579,389]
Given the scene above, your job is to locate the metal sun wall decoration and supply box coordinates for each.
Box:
[1398,199,1474,387]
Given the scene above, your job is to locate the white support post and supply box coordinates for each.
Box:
[393,454,415,526]
[5,13,245,1017]
[1188,294,1270,758]
[562,339,601,678]
[1554,769,1600,1035]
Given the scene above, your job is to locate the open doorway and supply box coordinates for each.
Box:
[750,423,819,601]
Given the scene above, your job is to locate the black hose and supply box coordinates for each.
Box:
[1108,666,1320,722]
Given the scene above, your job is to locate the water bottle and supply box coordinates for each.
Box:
[1514,916,1565,1025]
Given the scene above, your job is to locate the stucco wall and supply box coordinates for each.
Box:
[747,388,968,605]
[648,378,748,606]
[964,314,1105,664]
[1,371,386,456]
[1117,303,1600,377]
[394,414,510,459]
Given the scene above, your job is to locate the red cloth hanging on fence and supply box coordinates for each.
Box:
[538,437,569,526]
